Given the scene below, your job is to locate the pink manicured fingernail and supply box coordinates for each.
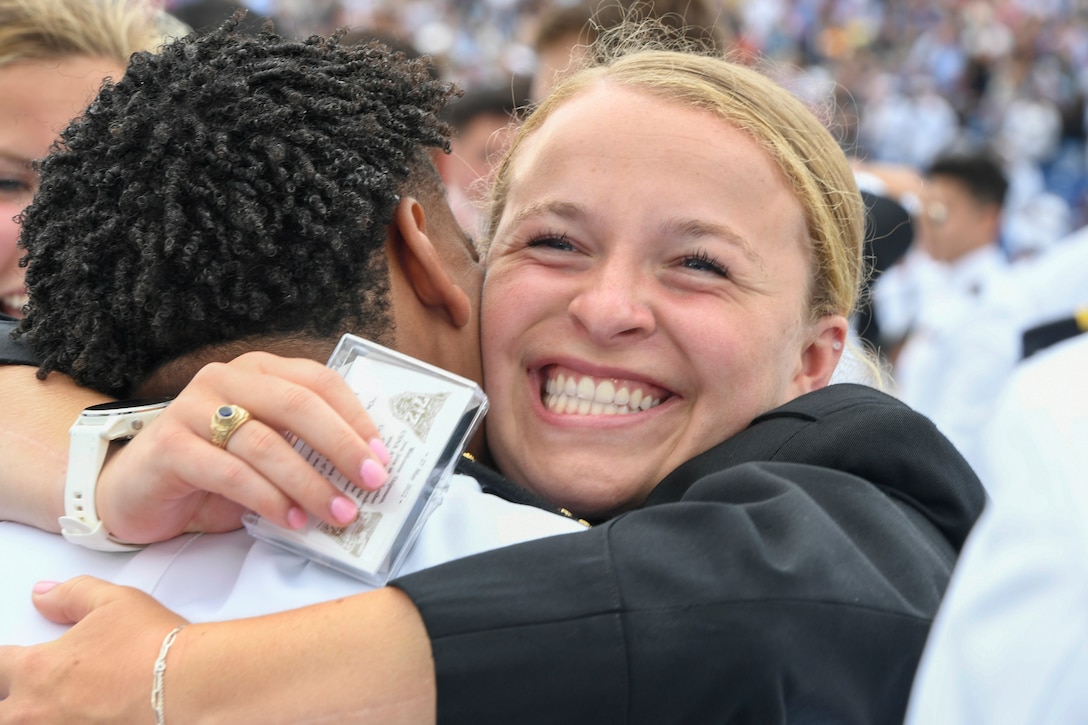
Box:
[286,506,308,530]
[360,458,388,490]
[369,438,391,466]
[33,581,59,595]
[330,495,358,524]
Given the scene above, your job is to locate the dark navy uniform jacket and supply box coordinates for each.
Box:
[395,384,984,724]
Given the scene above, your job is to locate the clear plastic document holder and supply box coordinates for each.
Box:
[243,333,488,586]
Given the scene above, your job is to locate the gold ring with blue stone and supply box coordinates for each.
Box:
[210,404,252,449]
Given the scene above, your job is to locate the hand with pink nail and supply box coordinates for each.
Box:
[92,352,394,543]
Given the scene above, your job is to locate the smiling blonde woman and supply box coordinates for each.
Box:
[0,27,984,725]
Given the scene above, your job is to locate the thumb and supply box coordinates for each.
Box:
[31,575,133,625]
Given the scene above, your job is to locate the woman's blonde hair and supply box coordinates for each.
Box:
[487,44,865,323]
[0,0,169,68]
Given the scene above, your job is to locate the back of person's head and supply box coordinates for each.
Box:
[442,77,531,130]
[926,151,1009,209]
[0,0,165,68]
[491,36,864,323]
[18,15,457,396]
[534,0,731,54]
[530,0,733,101]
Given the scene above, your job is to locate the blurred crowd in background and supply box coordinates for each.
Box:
[163,0,1088,253]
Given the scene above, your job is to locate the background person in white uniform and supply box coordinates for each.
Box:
[906,330,1088,725]
[874,150,1010,455]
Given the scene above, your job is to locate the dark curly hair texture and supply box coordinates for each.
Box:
[16,15,457,396]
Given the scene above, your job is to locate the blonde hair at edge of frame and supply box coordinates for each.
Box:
[0,0,178,68]
[487,39,885,385]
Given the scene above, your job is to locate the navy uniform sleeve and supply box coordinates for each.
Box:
[393,460,954,725]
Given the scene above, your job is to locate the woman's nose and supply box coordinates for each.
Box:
[567,265,656,343]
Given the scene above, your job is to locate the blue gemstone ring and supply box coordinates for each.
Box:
[210,404,252,448]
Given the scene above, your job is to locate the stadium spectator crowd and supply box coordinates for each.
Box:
[167,0,1088,235]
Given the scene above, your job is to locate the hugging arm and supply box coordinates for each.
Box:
[0,456,963,724]
[396,463,961,723]
[0,350,386,540]
[0,577,436,724]
[0,365,107,531]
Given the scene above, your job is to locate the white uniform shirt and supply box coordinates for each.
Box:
[888,244,1009,455]
[0,474,586,645]
[905,334,1088,724]
[899,230,1088,475]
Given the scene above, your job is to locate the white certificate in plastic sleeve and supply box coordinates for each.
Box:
[242,333,488,586]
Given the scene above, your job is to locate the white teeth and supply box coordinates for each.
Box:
[577,376,595,401]
[542,370,664,416]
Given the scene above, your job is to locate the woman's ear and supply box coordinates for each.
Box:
[392,197,472,329]
[792,315,849,394]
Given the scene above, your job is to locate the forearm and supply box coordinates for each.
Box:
[0,366,109,530]
[170,587,436,724]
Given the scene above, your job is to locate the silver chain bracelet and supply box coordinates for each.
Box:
[151,624,187,725]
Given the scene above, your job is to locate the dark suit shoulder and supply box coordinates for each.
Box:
[647,383,984,550]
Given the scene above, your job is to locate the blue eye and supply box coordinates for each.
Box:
[683,249,728,277]
[526,232,575,251]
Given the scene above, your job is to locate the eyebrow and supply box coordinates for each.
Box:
[506,199,761,264]
[0,149,34,166]
[662,218,761,265]
[504,199,585,229]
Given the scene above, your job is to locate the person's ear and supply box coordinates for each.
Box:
[791,315,849,394]
[393,197,472,329]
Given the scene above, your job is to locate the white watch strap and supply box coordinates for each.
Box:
[60,402,169,552]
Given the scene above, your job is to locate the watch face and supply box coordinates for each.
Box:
[84,397,173,414]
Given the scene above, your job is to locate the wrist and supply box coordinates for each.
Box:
[151,624,186,725]
[0,366,107,531]
[59,397,171,551]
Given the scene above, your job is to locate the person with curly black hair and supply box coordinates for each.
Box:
[15,14,460,398]
[0,15,590,653]
[0,15,506,538]
[0,0,170,321]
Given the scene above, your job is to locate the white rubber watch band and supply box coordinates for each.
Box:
[59,399,171,552]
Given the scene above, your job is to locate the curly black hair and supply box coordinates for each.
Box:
[16,15,457,396]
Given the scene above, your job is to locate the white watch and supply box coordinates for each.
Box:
[59,397,171,552]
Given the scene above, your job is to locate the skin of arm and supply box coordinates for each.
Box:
[0,352,383,540]
[0,576,436,724]
[0,366,108,531]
